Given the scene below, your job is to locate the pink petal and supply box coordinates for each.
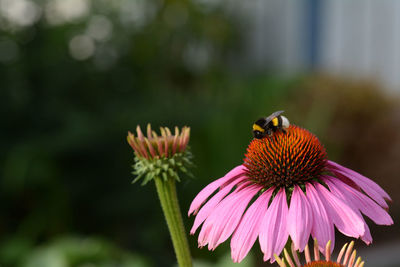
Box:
[313,182,365,238]
[190,175,247,234]
[327,160,391,207]
[360,221,372,244]
[135,126,149,158]
[324,176,393,226]
[259,188,289,262]
[306,183,335,254]
[287,185,313,252]
[231,187,275,263]
[198,183,260,250]
[323,176,375,245]
[188,165,246,216]
[198,223,213,247]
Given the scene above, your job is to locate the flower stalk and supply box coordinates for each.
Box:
[155,176,192,267]
[128,124,193,267]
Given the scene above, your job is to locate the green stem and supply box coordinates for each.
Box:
[154,177,192,267]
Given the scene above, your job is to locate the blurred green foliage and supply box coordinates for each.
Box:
[21,237,150,267]
[0,0,264,266]
[1,0,399,266]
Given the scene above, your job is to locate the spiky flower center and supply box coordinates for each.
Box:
[127,124,193,185]
[302,261,343,267]
[244,125,327,188]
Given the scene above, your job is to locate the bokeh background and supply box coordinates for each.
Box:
[1,0,400,266]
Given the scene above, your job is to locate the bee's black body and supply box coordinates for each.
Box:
[252,110,289,139]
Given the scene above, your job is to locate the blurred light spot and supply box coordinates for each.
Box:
[69,35,95,61]
[45,0,90,26]
[94,45,117,70]
[119,0,157,29]
[0,0,41,27]
[0,39,19,63]
[163,3,188,28]
[183,42,211,73]
[23,248,66,267]
[86,15,113,42]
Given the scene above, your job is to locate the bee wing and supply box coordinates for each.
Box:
[264,110,285,124]
[270,110,284,117]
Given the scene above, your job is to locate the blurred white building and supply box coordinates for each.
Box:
[234,0,400,93]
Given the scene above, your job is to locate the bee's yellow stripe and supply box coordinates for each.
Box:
[253,124,264,132]
[272,117,279,126]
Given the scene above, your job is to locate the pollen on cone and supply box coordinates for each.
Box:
[244,125,327,187]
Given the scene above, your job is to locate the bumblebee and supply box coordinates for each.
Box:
[252,110,290,139]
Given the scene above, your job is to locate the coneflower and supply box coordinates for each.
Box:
[275,239,364,267]
[128,124,193,267]
[127,124,191,185]
[188,124,392,263]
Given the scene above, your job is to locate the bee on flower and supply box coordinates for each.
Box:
[188,111,393,263]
